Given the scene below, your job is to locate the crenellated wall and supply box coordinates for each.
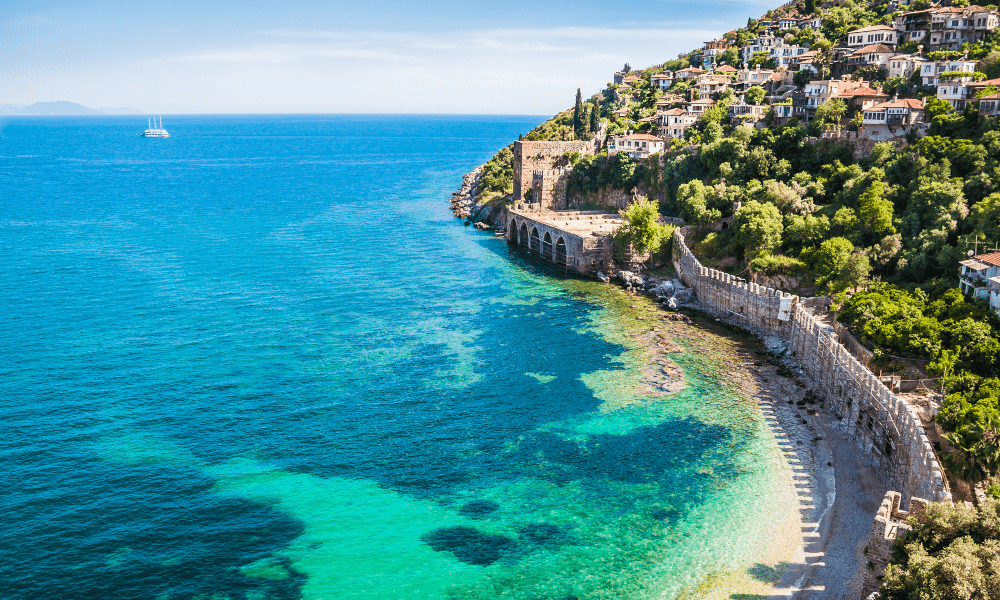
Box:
[513,140,593,201]
[861,491,929,598]
[531,168,573,210]
[673,228,951,505]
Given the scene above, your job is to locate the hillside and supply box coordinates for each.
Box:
[470,0,1000,512]
[5,101,142,115]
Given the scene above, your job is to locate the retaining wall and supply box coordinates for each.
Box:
[673,228,951,505]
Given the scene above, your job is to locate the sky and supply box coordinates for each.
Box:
[1,0,771,114]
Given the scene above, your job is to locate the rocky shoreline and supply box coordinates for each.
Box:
[448,164,509,228]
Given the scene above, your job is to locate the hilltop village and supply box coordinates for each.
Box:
[451,0,1000,597]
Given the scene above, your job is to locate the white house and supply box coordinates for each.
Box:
[887,54,925,79]
[979,92,1000,118]
[742,36,783,64]
[651,72,674,91]
[846,44,895,69]
[657,108,697,138]
[959,252,1000,315]
[860,98,926,140]
[846,24,898,48]
[920,59,978,86]
[608,133,665,158]
[798,16,822,30]
[674,67,705,80]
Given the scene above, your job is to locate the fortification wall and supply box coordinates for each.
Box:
[531,168,572,210]
[861,491,928,598]
[513,140,592,201]
[673,228,951,505]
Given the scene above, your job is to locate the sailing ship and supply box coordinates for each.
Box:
[143,117,169,138]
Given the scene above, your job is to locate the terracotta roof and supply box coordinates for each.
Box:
[870,98,924,110]
[850,24,896,33]
[853,44,895,54]
[716,65,738,72]
[975,252,1000,267]
[660,108,686,115]
[688,98,716,105]
[677,67,705,73]
[624,133,663,141]
[837,88,888,98]
[651,73,673,79]
[978,93,1000,99]
[623,75,640,83]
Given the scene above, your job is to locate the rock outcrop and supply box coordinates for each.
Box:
[449,165,510,227]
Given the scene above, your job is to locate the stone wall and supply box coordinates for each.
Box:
[861,491,929,598]
[567,187,630,210]
[513,140,593,201]
[505,207,615,276]
[673,228,951,505]
[531,168,573,210]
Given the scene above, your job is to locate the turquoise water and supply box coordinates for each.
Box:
[0,115,795,599]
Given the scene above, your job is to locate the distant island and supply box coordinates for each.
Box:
[1,101,143,115]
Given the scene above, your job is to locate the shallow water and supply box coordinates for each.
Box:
[1,114,796,599]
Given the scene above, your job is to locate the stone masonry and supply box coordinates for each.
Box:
[861,491,928,598]
[673,228,951,505]
[513,140,592,201]
[505,204,618,275]
[530,168,573,210]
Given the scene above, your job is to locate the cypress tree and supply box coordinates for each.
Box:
[590,101,599,134]
[573,88,583,138]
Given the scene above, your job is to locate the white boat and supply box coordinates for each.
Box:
[143,117,169,137]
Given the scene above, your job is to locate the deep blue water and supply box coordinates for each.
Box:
[0,115,793,600]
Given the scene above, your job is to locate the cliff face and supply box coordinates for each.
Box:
[448,165,509,227]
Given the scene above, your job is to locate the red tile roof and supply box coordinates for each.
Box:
[853,43,895,54]
[624,133,663,141]
[870,98,925,110]
[975,252,1000,267]
[851,24,896,32]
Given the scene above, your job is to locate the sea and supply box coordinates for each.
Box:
[0,114,797,600]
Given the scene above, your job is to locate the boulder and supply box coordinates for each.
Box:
[596,271,610,284]
[673,288,694,303]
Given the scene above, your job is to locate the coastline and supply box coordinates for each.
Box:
[569,284,838,600]
[448,163,882,599]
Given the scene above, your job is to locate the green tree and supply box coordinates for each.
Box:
[573,88,584,138]
[838,250,871,292]
[925,97,953,118]
[812,236,855,286]
[590,100,600,134]
[881,499,1000,600]
[614,197,671,267]
[745,86,766,105]
[858,180,897,237]
[676,179,723,226]
[733,200,784,258]
[813,98,847,132]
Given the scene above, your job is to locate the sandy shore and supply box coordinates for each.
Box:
[620,299,884,600]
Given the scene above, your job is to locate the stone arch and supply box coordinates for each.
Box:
[721,221,729,230]
[530,227,541,255]
[542,232,553,260]
[510,218,518,243]
[519,223,529,251]
[555,237,567,266]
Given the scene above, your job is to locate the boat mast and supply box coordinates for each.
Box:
[148,117,151,128]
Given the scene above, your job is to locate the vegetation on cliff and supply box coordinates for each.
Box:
[465,0,1000,483]
[881,499,1000,600]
